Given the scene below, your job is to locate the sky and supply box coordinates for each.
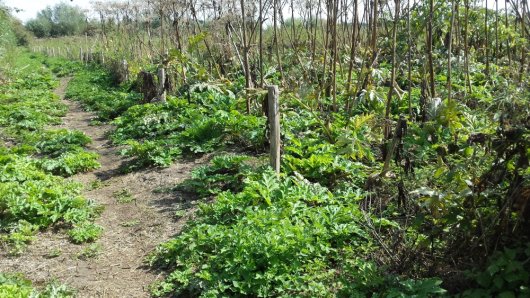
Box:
[3,0,93,22]
[3,0,507,23]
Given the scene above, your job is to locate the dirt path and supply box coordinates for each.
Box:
[0,78,205,297]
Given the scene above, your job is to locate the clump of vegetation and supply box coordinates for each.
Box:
[43,57,84,77]
[178,154,259,198]
[462,244,530,297]
[68,222,103,244]
[0,153,101,252]
[77,243,102,260]
[120,220,140,227]
[0,52,102,253]
[113,189,135,204]
[112,93,265,167]
[0,273,75,297]
[149,170,446,297]
[65,67,141,121]
[39,150,100,177]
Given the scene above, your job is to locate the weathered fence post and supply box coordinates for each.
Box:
[157,67,166,103]
[122,59,129,81]
[267,85,280,173]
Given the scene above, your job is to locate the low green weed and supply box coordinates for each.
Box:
[149,170,434,297]
[0,53,102,249]
[120,220,140,227]
[43,56,83,77]
[113,189,135,203]
[36,129,92,157]
[112,95,266,167]
[68,221,103,244]
[77,243,102,260]
[177,154,258,198]
[65,67,140,121]
[0,273,75,297]
[0,153,101,248]
[460,244,530,297]
[39,150,100,177]
[87,179,110,190]
[0,221,38,255]
[45,248,62,259]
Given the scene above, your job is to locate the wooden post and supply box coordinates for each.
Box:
[381,115,407,175]
[158,67,166,103]
[267,85,280,173]
[122,59,129,81]
[80,48,83,61]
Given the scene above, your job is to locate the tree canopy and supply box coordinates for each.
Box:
[25,3,87,38]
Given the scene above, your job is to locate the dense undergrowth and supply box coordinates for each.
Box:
[0,52,101,255]
[1,0,528,295]
[148,156,446,297]
[40,50,530,296]
[64,65,266,167]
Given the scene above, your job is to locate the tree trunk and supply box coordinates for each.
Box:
[448,0,455,102]
[240,0,252,114]
[464,0,472,93]
[346,0,359,96]
[427,0,436,97]
[384,0,400,140]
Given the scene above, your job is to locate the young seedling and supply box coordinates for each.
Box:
[113,189,135,204]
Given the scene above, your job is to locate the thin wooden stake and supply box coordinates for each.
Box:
[158,67,166,103]
[267,85,281,173]
[122,59,129,81]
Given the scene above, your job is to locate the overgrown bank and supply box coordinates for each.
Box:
[52,55,530,296]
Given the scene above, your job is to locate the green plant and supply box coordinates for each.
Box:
[0,52,102,249]
[0,273,75,297]
[36,129,92,157]
[121,139,182,167]
[87,179,110,190]
[45,248,62,259]
[39,150,100,177]
[68,222,103,244]
[0,273,34,297]
[177,154,256,198]
[461,244,530,297]
[120,220,140,227]
[113,189,135,204]
[0,153,101,244]
[149,170,426,297]
[173,210,186,219]
[0,221,38,255]
[65,68,140,121]
[77,243,102,260]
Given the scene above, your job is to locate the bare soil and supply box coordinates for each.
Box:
[0,78,206,297]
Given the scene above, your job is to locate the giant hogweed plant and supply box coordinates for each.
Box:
[149,170,446,297]
[0,53,102,253]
